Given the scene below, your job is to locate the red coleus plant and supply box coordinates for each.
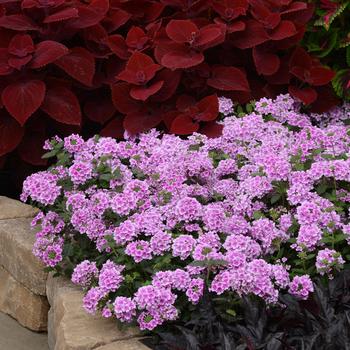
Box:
[0,0,338,191]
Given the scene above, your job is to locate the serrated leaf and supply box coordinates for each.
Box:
[42,150,57,159]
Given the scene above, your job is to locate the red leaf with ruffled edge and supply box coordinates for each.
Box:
[18,128,47,166]
[0,113,24,156]
[289,46,312,70]
[30,41,69,68]
[195,94,219,121]
[0,48,13,75]
[111,82,142,114]
[0,15,39,31]
[104,9,131,33]
[70,0,109,29]
[117,51,162,85]
[8,56,32,69]
[253,47,280,76]
[126,26,148,50]
[150,69,182,102]
[130,80,164,101]
[208,66,250,91]
[161,43,204,69]
[307,67,335,86]
[123,109,162,134]
[230,19,269,49]
[106,34,129,59]
[41,86,81,125]
[288,85,317,105]
[309,86,339,113]
[249,0,281,29]
[44,8,79,23]
[212,0,248,21]
[268,20,297,40]
[199,121,223,138]
[165,19,199,43]
[196,24,226,50]
[170,114,199,135]
[8,34,34,57]
[55,47,95,86]
[100,117,124,139]
[1,80,46,125]
[84,96,115,124]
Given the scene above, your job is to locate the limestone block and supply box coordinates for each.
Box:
[0,265,49,332]
[47,275,140,350]
[0,218,47,295]
[0,196,38,220]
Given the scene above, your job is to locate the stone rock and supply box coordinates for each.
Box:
[0,218,47,296]
[0,265,49,332]
[0,196,38,220]
[96,339,151,350]
[47,275,141,350]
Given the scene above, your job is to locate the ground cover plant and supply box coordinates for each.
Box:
[21,94,350,343]
[0,0,339,193]
[303,0,350,102]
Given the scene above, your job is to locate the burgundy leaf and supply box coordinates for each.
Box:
[84,96,115,124]
[44,8,79,23]
[70,0,109,29]
[165,20,199,43]
[41,86,81,125]
[230,19,269,49]
[199,121,223,138]
[111,82,142,114]
[117,51,162,85]
[253,47,280,76]
[1,80,46,125]
[8,55,32,69]
[0,14,38,31]
[208,66,250,91]
[55,47,95,86]
[161,44,204,69]
[195,94,219,121]
[18,130,47,166]
[150,69,182,102]
[0,48,13,75]
[123,109,162,134]
[100,117,124,138]
[268,20,297,40]
[130,80,164,101]
[0,113,24,156]
[288,85,317,105]
[8,34,34,57]
[106,34,129,59]
[30,41,69,68]
[170,114,199,135]
[307,67,335,86]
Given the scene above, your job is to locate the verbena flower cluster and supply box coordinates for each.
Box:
[22,94,350,331]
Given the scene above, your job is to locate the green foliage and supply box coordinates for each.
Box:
[304,0,350,100]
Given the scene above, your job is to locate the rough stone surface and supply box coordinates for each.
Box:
[96,339,151,350]
[0,217,47,295]
[0,196,38,220]
[0,265,49,332]
[0,312,48,350]
[47,274,142,350]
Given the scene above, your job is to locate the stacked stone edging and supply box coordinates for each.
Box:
[0,196,49,331]
[0,196,150,349]
[46,274,150,350]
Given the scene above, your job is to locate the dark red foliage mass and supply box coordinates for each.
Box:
[0,0,338,185]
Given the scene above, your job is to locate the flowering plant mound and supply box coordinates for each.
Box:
[22,94,350,331]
